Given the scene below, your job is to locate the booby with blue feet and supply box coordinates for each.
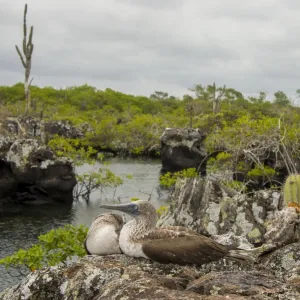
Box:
[100,200,255,266]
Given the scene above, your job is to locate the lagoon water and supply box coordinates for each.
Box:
[0,158,169,291]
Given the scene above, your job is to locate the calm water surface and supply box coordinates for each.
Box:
[0,158,168,291]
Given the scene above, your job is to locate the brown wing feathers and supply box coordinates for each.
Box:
[140,228,229,266]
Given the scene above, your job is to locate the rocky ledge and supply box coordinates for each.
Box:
[1,171,300,299]
[2,117,93,140]
[1,245,299,300]
[158,177,300,249]
[160,128,207,176]
[0,137,76,206]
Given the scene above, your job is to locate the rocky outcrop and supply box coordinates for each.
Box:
[261,242,300,284]
[44,121,93,139]
[0,138,76,206]
[2,117,93,139]
[158,177,300,250]
[186,271,284,296]
[1,251,299,300]
[159,127,295,191]
[0,116,94,206]
[160,128,207,176]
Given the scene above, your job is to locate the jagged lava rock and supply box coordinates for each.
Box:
[186,271,284,296]
[0,254,299,300]
[160,128,207,176]
[260,242,300,282]
[2,117,93,139]
[158,177,299,249]
[0,138,76,205]
[44,120,84,139]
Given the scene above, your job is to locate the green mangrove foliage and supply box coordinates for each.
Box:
[207,152,233,173]
[48,134,97,165]
[74,169,128,201]
[0,225,88,272]
[1,83,300,167]
[204,114,300,185]
[247,165,277,179]
[48,135,128,201]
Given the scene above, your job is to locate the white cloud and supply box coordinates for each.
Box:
[1,0,300,98]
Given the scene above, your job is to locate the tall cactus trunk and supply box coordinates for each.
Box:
[283,174,300,207]
[24,81,30,112]
[16,3,34,114]
[24,61,31,112]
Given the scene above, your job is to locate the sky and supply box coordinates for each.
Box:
[1,0,300,99]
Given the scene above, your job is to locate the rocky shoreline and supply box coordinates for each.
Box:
[1,176,299,299]
[0,243,299,299]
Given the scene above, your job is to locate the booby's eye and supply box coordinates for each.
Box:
[133,205,138,210]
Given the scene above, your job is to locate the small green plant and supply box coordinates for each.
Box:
[207,152,233,173]
[156,205,169,217]
[216,152,232,161]
[283,174,300,206]
[48,135,131,202]
[74,169,124,201]
[247,165,276,178]
[48,135,97,166]
[223,180,247,192]
[0,224,88,272]
[132,146,144,155]
[159,168,198,188]
[130,197,140,202]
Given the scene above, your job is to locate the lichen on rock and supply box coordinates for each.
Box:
[158,177,299,250]
[0,138,76,205]
[1,253,299,300]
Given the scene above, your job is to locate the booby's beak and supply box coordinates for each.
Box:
[100,202,139,216]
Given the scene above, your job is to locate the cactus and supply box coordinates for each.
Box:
[15,3,34,113]
[283,174,300,207]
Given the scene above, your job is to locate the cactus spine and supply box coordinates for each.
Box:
[15,3,34,113]
[283,174,300,206]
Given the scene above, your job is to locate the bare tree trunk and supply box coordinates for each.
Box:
[189,97,193,128]
[15,4,34,114]
[213,99,221,114]
[212,83,217,113]
[212,82,226,114]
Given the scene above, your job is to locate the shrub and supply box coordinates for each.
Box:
[0,225,88,272]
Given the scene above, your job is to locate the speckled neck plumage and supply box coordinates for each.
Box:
[117,201,255,266]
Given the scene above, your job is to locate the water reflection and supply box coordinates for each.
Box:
[0,159,168,291]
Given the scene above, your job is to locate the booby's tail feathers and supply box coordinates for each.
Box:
[225,249,256,263]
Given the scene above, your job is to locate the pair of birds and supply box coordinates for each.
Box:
[84,200,255,266]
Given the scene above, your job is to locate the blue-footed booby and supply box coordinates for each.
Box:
[100,200,255,265]
[84,213,124,255]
